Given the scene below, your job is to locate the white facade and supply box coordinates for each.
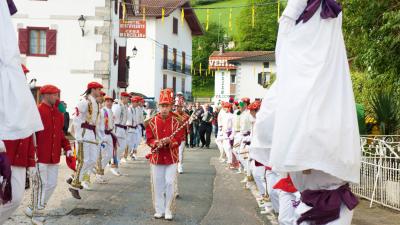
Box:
[126,9,194,101]
[11,0,111,109]
[213,60,276,104]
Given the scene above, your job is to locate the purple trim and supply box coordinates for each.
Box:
[296,0,342,24]
[297,183,359,225]
[0,152,12,204]
[7,0,17,15]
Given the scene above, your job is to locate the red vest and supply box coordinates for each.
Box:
[36,103,71,164]
[3,135,35,167]
[146,112,184,165]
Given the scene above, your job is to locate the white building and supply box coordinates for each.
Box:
[11,0,116,109]
[209,50,276,104]
[11,0,202,107]
[125,0,203,101]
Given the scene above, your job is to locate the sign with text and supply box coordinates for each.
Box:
[119,20,146,38]
[209,57,237,70]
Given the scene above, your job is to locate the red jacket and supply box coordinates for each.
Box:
[3,135,35,167]
[146,112,184,165]
[36,103,71,164]
[175,111,190,141]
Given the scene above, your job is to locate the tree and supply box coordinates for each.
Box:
[342,0,400,82]
[236,0,283,51]
[192,22,226,97]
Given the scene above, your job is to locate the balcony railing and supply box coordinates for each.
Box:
[163,59,191,75]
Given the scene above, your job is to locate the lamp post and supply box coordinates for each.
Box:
[126,46,138,61]
[78,15,86,37]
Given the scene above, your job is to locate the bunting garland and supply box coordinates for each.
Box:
[252,4,255,28]
[277,0,280,22]
[229,8,232,31]
[206,9,210,31]
[162,8,165,23]
[142,6,146,21]
[122,1,127,22]
[181,8,185,26]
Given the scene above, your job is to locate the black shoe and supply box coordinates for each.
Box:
[190,145,194,148]
[200,145,204,148]
[68,188,81,199]
[206,146,210,149]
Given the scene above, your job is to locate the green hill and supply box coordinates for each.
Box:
[192,0,245,38]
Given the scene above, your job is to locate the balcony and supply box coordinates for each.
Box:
[163,59,191,75]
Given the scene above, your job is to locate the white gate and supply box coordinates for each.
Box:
[351,136,400,211]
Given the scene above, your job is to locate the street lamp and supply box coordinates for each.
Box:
[78,15,86,37]
[127,46,138,61]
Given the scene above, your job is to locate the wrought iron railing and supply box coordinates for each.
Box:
[351,136,400,211]
[163,59,191,75]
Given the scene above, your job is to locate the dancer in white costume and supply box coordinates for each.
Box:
[270,0,361,224]
[215,105,226,162]
[126,96,140,160]
[111,92,129,176]
[0,0,43,140]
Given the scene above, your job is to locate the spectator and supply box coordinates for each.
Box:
[199,104,213,148]
[212,106,220,138]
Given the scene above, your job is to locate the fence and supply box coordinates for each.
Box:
[351,135,400,211]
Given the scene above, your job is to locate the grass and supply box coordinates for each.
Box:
[193,0,245,38]
[192,86,215,98]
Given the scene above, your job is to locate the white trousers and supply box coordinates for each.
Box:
[115,127,127,163]
[127,128,140,152]
[290,170,354,225]
[0,166,26,224]
[251,161,266,196]
[178,142,185,171]
[100,135,113,169]
[77,131,98,180]
[222,139,232,164]
[215,136,224,159]
[265,170,280,213]
[38,163,59,207]
[278,191,298,225]
[151,164,178,215]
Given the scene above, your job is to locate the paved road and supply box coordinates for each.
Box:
[6,146,270,225]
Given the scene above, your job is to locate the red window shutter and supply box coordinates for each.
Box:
[46,29,57,55]
[118,46,128,88]
[182,51,186,72]
[114,0,118,14]
[18,28,28,54]
[119,2,123,19]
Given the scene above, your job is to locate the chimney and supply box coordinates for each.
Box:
[219,44,224,55]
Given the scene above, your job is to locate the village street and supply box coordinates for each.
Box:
[3,142,399,225]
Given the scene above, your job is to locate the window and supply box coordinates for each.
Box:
[163,45,168,69]
[173,17,178,34]
[263,62,270,68]
[18,27,57,57]
[173,48,177,71]
[29,29,46,55]
[230,70,236,84]
[230,74,236,84]
[182,51,186,72]
[172,77,177,93]
[163,74,167,89]
[181,78,186,93]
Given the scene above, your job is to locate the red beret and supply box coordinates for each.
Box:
[120,92,130,97]
[104,96,113,101]
[87,82,103,89]
[39,85,60,94]
[222,102,231,109]
[100,91,106,97]
[131,96,140,103]
[241,97,251,105]
[248,101,261,111]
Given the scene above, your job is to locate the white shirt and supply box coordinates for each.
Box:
[73,95,100,140]
[98,107,114,141]
[112,103,128,126]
